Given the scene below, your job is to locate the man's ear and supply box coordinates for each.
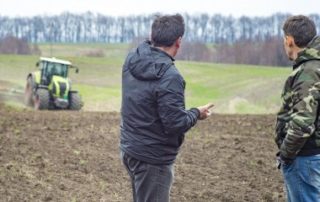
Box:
[175,37,182,48]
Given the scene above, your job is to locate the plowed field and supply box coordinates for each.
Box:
[0,105,285,202]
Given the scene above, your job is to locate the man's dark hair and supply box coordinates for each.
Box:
[283,15,317,48]
[151,14,185,47]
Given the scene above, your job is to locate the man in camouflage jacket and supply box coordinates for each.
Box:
[275,15,320,201]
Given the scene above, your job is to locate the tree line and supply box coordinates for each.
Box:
[0,12,319,66]
[1,12,319,44]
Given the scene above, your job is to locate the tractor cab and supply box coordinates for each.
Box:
[37,57,75,85]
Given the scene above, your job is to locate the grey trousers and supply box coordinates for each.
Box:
[121,151,174,202]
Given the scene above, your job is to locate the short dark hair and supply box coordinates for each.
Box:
[151,14,185,47]
[283,15,317,48]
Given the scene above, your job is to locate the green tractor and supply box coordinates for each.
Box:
[25,57,82,110]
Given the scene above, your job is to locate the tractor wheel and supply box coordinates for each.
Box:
[24,76,34,107]
[69,92,82,110]
[34,89,50,110]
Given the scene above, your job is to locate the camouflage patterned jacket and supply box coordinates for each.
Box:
[275,36,320,160]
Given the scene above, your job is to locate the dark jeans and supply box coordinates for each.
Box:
[121,151,174,202]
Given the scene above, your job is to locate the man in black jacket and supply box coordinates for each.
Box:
[120,14,213,202]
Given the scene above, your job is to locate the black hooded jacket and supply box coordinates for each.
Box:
[120,41,200,165]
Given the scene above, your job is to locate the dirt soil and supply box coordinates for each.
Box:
[0,104,285,202]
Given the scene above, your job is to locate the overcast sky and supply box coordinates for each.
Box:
[1,0,319,17]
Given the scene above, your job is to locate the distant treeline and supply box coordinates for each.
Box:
[1,12,319,66]
[0,12,319,44]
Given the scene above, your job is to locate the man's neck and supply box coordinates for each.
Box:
[156,46,176,58]
[293,47,304,61]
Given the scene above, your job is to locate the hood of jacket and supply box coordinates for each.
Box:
[127,41,174,81]
[294,36,320,68]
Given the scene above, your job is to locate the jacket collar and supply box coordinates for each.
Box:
[293,36,320,69]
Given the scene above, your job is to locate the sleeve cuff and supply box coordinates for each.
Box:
[190,108,200,119]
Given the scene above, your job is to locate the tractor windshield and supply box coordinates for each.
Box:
[47,63,68,78]
[41,61,69,85]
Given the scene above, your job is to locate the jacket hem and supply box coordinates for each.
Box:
[120,147,176,165]
[298,148,320,156]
